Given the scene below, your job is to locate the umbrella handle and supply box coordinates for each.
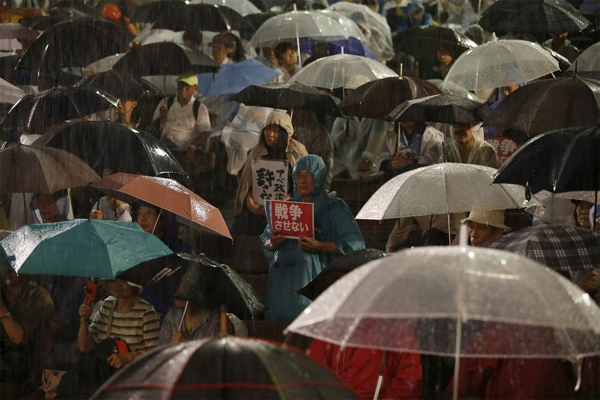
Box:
[372,351,387,400]
[220,305,227,336]
[178,301,189,332]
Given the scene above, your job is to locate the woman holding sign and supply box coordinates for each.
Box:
[261,155,366,322]
[233,110,307,235]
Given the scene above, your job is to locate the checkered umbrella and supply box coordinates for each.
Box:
[483,224,600,271]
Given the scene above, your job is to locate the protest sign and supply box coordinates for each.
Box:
[252,160,288,206]
[265,200,314,239]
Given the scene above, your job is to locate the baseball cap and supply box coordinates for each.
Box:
[176,72,198,86]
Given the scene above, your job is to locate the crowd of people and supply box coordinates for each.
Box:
[0,0,599,399]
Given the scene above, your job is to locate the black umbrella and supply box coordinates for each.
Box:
[340,76,442,120]
[234,82,342,116]
[388,93,491,124]
[33,121,189,185]
[91,337,358,400]
[493,125,600,193]
[116,253,264,319]
[483,76,600,137]
[0,87,118,134]
[298,249,386,301]
[113,42,219,76]
[19,7,90,31]
[0,54,81,87]
[393,25,477,60]
[16,19,133,73]
[76,70,164,99]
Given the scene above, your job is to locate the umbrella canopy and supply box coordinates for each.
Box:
[91,173,231,239]
[483,224,600,272]
[327,1,392,45]
[290,54,397,90]
[198,59,279,96]
[249,10,362,48]
[19,7,89,30]
[91,337,359,400]
[0,77,25,105]
[0,87,119,135]
[189,0,261,16]
[116,253,264,319]
[0,219,173,278]
[34,121,189,185]
[443,40,560,92]
[298,248,386,301]
[356,163,538,220]
[388,93,491,125]
[484,76,600,136]
[113,42,219,76]
[393,25,477,61]
[16,18,133,72]
[340,76,441,120]
[286,246,600,357]
[569,41,600,73]
[234,81,342,116]
[493,125,600,192]
[76,70,165,99]
[0,143,100,194]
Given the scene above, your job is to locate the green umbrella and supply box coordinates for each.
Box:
[0,219,173,278]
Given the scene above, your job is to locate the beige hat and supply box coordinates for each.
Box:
[461,209,511,232]
[264,110,294,136]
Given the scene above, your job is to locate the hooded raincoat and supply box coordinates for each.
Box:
[260,155,366,322]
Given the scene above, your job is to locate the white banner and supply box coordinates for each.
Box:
[251,159,289,206]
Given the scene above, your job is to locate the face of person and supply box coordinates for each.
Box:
[136,205,159,233]
[576,201,593,229]
[117,98,137,115]
[104,279,136,298]
[452,123,475,145]
[263,125,280,148]
[400,121,416,132]
[467,221,503,246]
[35,194,61,223]
[412,10,424,21]
[212,42,232,64]
[295,169,314,198]
[436,49,453,66]
[500,83,520,98]
[279,49,298,68]
[176,82,196,104]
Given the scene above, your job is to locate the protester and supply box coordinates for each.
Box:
[89,196,132,222]
[261,155,366,322]
[444,122,501,168]
[131,201,192,253]
[273,42,299,82]
[115,93,140,129]
[209,32,244,64]
[461,209,510,246]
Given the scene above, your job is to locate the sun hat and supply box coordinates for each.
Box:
[176,72,198,86]
[461,209,511,232]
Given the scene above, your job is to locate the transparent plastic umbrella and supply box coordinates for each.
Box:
[287,247,600,399]
[569,41,600,73]
[443,39,559,92]
[327,1,392,45]
[355,163,539,220]
[290,54,397,90]
[0,77,24,104]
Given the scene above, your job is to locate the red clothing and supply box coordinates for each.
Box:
[309,340,422,399]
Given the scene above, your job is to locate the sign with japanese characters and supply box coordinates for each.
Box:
[486,137,520,165]
[251,160,289,206]
[265,200,314,239]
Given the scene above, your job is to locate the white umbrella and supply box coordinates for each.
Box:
[189,0,261,16]
[443,39,560,92]
[287,247,600,399]
[0,77,25,104]
[355,163,539,220]
[569,41,600,73]
[290,54,397,90]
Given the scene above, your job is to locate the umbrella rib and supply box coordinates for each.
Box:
[247,346,286,400]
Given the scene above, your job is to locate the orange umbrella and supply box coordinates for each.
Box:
[91,173,231,239]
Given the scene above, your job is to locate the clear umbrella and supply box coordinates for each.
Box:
[0,77,24,104]
[287,247,600,399]
[443,39,559,92]
[569,41,600,73]
[189,0,261,16]
[327,1,392,45]
[290,54,397,90]
[355,163,539,220]
[318,10,368,45]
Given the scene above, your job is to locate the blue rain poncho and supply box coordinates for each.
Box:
[261,155,365,322]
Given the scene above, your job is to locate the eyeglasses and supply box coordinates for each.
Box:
[296,173,314,181]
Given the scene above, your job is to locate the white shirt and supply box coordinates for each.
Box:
[152,96,212,152]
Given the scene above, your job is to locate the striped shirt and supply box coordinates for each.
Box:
[89,296,160,353]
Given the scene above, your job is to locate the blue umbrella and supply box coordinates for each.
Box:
[197,59,279,96]
[299,36,376,59]
[0,219,173,278]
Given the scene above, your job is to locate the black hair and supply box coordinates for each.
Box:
[260,125,289,160]
[183,30,203,47]
[274,42,296,62]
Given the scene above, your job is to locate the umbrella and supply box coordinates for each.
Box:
[428,79,484,102]
[443,40,560,93]
[340,76,442,120]
[289,54,397,90]
[91,337,359,399]
[541,45,572,72]
[483,224,600,272]
[189,0,261,16]
[33,121,189,185]
[0,219,173,278]
[113,42,219,75]
[15,18,133,73]
[356,163,539,220]
[569,41,600,73]
[76,70,165,99]
[388,93,491,125]
[90,173,231,239]
[483,76,600,137]
[0,77,25,105]
[534,190,598,204]
[286,247,600,400]
[116,253,263,319]
[298,248,386,301]
[327,1,392,46]
[0,87,119,134]
[495,0,590,34]
[19,7,89,31]
[0,143,100,194]
[197,59,279,96]
[493,125,600,193]
[234,81,342,116]
[393,25,477,61]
